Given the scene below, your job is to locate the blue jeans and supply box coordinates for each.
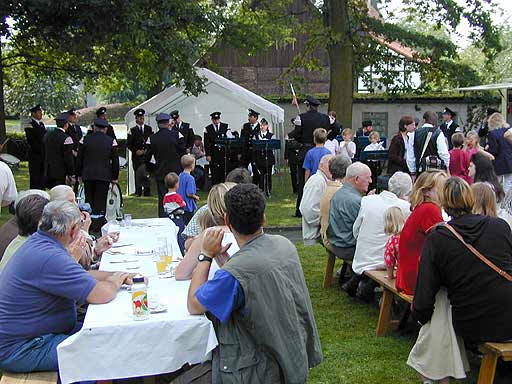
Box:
[0,333,69,372]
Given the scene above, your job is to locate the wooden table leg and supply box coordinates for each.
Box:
[477,349,499,384]
[323,251,336,288]
[376,288,393,336]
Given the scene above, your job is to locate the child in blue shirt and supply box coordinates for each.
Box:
[303,128,331,181]
[178,155,200,225]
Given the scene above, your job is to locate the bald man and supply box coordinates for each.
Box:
[300,154,333,245]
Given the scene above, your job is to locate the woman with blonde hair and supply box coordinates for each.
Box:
[409,177,512,382]
[175,182,236,280]
[471,182,497,217]
[396,171,447,295]
[487,112,512,193]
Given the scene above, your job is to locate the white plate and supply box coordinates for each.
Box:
[149,304,167,314]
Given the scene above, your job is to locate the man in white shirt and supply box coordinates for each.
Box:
[0,161,17,213]
[300,154,333,245]
[406,111,450,177]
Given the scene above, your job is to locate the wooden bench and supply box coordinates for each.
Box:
[477,342,512,384]
[364,269,413,336]
[323,249,352,288]
[0,372,58,384]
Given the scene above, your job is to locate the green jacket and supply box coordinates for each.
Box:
[212,233,323,383]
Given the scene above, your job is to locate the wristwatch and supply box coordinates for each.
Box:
[198,253,213,263]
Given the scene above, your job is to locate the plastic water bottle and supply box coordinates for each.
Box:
[131,276,149,320]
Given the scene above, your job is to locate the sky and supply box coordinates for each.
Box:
[383,0,511,48]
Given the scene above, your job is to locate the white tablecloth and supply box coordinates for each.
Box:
[57,219,218,384]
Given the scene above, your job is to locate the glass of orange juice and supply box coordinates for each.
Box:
[156,256,167,275]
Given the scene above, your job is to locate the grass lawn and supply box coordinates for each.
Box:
[1,163,488,383]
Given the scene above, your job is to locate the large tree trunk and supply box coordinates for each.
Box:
[0,42,6,143]
[326,0,354,129]
[147,68,165,98]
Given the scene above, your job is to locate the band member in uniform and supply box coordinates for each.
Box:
[145,113,186,217]
[170,110,194,151]
[77,118,119,232]
[127,108,153,197]
[285,118,302,194]
[440,107,461,150]
[90,107,117,140]
[66,108,83,193]
[252,118,275,198]
[44,112,75,189]
[240,109,260,167]
[204,111,233,186]
[288,96,330,217]
[356,120,373,137]
[25,104,47,189]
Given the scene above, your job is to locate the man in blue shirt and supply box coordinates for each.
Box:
[303,128,332,181]
[184,184,322,383]
[0,200,131,373]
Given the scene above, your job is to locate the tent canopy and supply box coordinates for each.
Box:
[457,82,512,91]
[125,67,285,134]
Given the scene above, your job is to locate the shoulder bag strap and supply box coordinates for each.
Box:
[419,130,433,160]
[439,223,512,281]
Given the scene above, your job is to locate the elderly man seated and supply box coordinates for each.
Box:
[185,184,323,382]
[0,193,49,271]
[300,154,333,245]
[350,172,412,299]
[0,200,131,373]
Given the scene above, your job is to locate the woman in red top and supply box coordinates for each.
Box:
[396,171,447,295]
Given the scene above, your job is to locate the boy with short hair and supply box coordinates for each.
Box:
[303,128,331,181]
[163,172,186,216]
[340,128,356,159]
[449,132,472,184]
[178,154,200,224]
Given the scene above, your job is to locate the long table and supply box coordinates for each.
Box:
[57,218,218,384]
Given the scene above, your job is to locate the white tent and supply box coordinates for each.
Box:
[124,67,285,194]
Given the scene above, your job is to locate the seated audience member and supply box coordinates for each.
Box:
[300,154,333,245]
[0,194,49,271]
[303,128,331,181]
[320,155,352,250]
[396,171,447,295]
[364,131,385,151]
[324,134,340,156]
[339,128,356,160]
[347,172,412,297]
[383,207,406,279]
[410,177,512,383]
[176,182,236,280]
[186,184,323,382]
[469,151,504,203]
[448,132,472,184]
[0,160,17,213]
[387,116,416,175]
[181,168,251,246]
[0,190,49,261]
[471,182,497,217]
[327,162,372,263]
[0,200,131,372]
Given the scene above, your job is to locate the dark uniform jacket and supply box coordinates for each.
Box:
[240,122,260,166]
[44,128,75,179]
[440,121,460,150]
[77,131,119,182]
[88,122,117,140]
[288,110,330,145]
[144,128,186,181]
[176,122,194,150]
[413,125,443,171]
[127,124,153,167]
[67,124,83,152]
[25,119,46,163]
[328,121,342,140]
[204,123,230,161]
[252,130,276,168]
[285,139,302,165]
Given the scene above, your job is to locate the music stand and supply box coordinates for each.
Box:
[252,139,281,197]
[360,150,389,191]
[215,138,243,180]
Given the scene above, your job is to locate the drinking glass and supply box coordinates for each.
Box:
[124,214,132,227]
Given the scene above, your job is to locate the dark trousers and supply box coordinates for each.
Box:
[210,161,225,186]
[253,165,272,195]
[133,161,151,196]
[295,167,305,216]
[192,166,205,191]
[28,157,45,189]
[157,180,167,218]
[46,178,65,189]
[289,162,300,194]
[184,211,194,225]
[84,180,110,232]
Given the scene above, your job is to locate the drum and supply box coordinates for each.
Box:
[0,153,21,171]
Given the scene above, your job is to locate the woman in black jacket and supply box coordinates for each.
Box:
[251,118,275,197]
[387,115,416,175]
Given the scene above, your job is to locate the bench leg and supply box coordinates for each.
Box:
[478,349,499,384]
[323,251,336,288]
[376,289,393,336]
